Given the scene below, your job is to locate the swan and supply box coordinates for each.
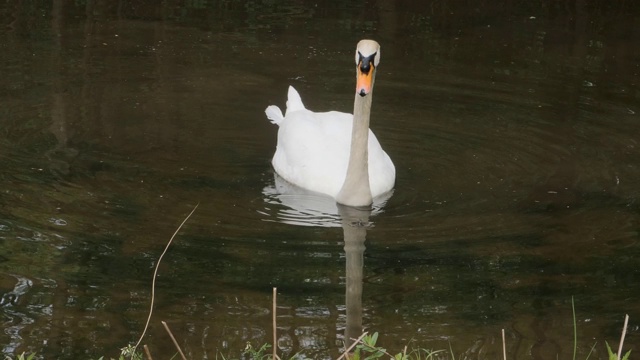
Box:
[265,39,395,207]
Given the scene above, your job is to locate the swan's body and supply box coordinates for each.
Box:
[265,40,394,207]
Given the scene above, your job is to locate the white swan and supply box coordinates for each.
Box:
[265,39,395,207]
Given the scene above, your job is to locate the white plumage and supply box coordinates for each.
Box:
[266,86,395,199]
[265,39,395,207]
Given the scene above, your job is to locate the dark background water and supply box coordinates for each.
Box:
[1,1,639,359]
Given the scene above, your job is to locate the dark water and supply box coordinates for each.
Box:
[1,1,639,359]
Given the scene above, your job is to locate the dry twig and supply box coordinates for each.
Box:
[336,332,369,360]
[616,314,630,360]
[133,204,199,353]
[143,344,153,360]
[501,329,506,360]
[272,287,280,360]
[162,320,187,360]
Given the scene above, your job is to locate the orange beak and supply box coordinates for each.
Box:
[356,62,375,96]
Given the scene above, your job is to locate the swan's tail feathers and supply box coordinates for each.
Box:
[286,86,306,114]
[265,105,284,125]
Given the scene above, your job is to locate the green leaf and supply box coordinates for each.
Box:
[605,341,616,360]
[363,350,384,360]
[605,341,631,360]
[370,332,379,346]
[351,347,361,360]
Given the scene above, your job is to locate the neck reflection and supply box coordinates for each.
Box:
[338,204,371,351]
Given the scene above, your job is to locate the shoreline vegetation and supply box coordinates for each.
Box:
[7,208,633,360]
[7,301,633,360]
[120,295,630,360]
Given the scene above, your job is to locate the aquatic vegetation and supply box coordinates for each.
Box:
[7,353,35,360]
[239,343,273,360]
[339,332,444,360]
[606,341,631,360]
[112,344,145,360]
[3,321,633,360]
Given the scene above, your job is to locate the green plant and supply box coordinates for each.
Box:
[571,297,631,360]
[91,344,145,360]
[5,348,146,360]
[572,296,578,360]
[346,332,443,360]
[352,332,386,359]
[392,346,444,360]
[606,341,631,360]
[5,353,36,360]
[242,342,273,360]
[119,344,145,360]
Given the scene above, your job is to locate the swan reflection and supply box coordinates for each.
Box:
[262,173,382,352]
[262,173,391,228]
[338,204,370,350]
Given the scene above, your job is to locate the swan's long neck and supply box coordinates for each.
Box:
[336,92,373,207]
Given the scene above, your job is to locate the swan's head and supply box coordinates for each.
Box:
[355,39,380,97]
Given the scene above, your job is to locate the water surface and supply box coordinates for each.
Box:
[0,1,639,359]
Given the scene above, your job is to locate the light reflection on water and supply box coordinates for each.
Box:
[1,1,639,359]
[261,173,391,228]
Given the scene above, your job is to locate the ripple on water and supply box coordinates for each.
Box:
[0,274,36,353]
[259,173,391,228]
[360,74,639,244]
